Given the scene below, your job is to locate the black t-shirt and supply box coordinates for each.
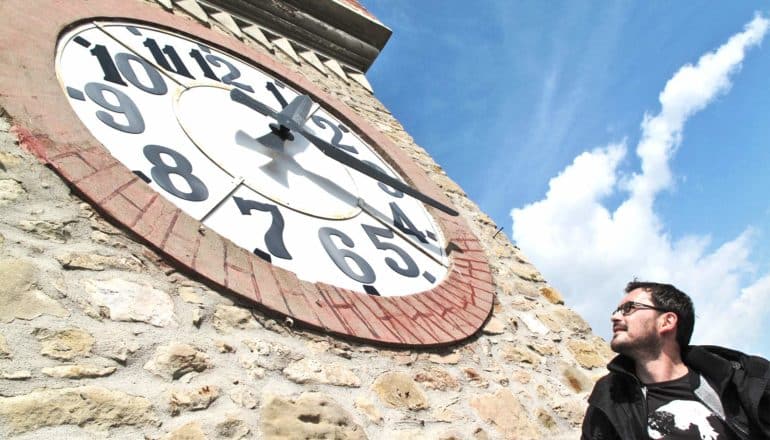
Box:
[645,369,737,439]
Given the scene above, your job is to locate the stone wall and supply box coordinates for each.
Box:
[0,1,613,438]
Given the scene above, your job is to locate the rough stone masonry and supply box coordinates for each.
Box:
[0,1,613,438]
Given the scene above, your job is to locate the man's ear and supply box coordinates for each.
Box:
[659,311,678,335]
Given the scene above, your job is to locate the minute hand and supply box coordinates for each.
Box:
[301,130,459,217]
[230,87,279,119]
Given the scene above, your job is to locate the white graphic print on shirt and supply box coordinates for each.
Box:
[648,399,722,439]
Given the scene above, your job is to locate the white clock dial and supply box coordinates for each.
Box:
[56,21,448,296]
[175,84,360,219]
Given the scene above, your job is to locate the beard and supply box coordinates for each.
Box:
[610,328,662,359]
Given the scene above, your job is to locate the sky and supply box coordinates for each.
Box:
[361,1,770,360]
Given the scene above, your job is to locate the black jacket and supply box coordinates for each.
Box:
[581,345,770,439]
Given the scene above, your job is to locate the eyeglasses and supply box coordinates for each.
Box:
[612,301,669,316]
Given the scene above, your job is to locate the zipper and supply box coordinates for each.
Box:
[611,364,649,439]
[640,385,649,439]
[705,404,749,439]
[726,419,749,439]
[611,362,648,440]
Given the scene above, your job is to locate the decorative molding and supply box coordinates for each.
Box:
[149,0,378,94]
[210,11,242,39]
[299,50,329,76]
[175,0,209,24]
[202,0,390,72]
[348,71,373,93]
[242,24,273,51]
[324,58,349,84]
[273,37,301,64]
[155,0,173,11]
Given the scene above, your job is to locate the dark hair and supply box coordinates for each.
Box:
[625,281,695,351]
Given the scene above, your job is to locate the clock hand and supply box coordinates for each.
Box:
[230,87,280,119]
[231,89,457,216]
[301,130,459,217]
[278,94,313,130]
[230,88,313,142]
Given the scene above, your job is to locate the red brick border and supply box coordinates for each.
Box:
[0,0,494,346]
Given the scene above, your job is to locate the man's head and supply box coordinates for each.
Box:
[610,281,694,358]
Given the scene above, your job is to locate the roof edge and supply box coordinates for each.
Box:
[204,0,392,72]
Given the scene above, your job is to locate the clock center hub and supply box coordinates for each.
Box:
[269,123,294,141]
[175,84,361,219]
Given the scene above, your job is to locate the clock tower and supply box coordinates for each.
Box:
[0,1,610,438]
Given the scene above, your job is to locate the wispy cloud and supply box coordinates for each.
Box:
[511,14,770,357]
[477,2,631,222]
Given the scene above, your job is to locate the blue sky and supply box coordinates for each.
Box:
[362,1,770,359]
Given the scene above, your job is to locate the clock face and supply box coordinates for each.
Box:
[55,21,448,296]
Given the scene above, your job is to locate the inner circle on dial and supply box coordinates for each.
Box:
[175,85,361,219]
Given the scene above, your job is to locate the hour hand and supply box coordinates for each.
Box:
[301,130,459,216]
[230,88,278,119]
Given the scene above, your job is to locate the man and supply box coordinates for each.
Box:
[581,281,770,439]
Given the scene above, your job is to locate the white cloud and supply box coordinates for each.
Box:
[701,273,770,347]
[511,14,770,358]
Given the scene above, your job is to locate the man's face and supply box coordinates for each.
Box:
[610,288,663,356]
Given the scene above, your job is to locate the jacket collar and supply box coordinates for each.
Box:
[607,353,640,382]
[607,345,735,390]
[683,345,735,391]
